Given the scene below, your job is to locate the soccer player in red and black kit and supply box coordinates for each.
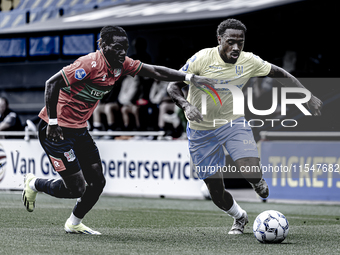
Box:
[22,26,214,234]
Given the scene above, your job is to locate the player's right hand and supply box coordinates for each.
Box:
[184,104,203,123]
[191,75,216,90]
[46,124,64,142]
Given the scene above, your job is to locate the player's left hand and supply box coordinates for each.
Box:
[307,95,323,116]
[184,103,203,123]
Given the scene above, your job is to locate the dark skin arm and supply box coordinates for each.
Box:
[138,63,214,83]
[139,63,214,123]
[167,80,204,123]
[267,64,323,116]
[138,64,185,81]
[45,72,67,141]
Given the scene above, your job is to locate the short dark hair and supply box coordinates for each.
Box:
[98,26,127,49]
[216,19,247,37]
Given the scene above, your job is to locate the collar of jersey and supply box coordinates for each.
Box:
[99,49,114,74]
[215,46,241,66]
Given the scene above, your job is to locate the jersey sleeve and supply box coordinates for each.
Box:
[60,57,92,86]
[251,54,271,77]
[121,57,143,77]
[180,53,203,85]
[181,54,201,74]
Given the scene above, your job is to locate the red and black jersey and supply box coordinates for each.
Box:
[39,49,143,128]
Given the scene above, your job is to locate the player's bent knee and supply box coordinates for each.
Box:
[62,180,86,198]
[90,176,106,193]
[70,183,86,198]
[62,171,86,198]
[89,162,106,192]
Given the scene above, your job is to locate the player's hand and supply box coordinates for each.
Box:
[307,95,323,116]
[184,103,203,123]
[191,75,216,90]
[46,124,64,142]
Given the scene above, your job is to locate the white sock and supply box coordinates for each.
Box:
[29,178,38,192]
[225,200,245,219]
[68,213,82,226]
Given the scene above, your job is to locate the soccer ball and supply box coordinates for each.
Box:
[253,210,289,243]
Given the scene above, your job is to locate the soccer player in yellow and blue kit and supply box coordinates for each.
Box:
[168,19,322,234]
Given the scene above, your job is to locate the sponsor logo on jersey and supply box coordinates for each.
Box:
[235,65,243,76]
[91,89,109,98]
[64,149,76,162]
[75,68,86,80]
[209,65,222,70]
[114,69,121,77]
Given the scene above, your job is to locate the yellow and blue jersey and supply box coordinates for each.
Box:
[181,46,271,130]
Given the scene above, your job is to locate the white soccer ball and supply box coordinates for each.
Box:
[253,210,289,243]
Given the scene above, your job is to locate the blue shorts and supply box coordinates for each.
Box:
[187,117,259,180]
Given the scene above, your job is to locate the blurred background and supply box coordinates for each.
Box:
[0,0,338,137]
[0,0,339,200]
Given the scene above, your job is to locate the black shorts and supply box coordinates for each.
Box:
[38,120,101,177]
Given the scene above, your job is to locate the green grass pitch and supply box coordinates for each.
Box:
[0,192,339,255]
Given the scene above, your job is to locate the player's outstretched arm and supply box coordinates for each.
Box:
[45,72,67,141]
[167,81,203,123]
[138,64,214,85]
[139,64,214,123]
[267,64,323,116]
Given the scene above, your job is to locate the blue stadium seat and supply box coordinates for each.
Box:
[28,6,60,24]
[0,0,161,30]
[0,10,26,29]
[16,0,37,10]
